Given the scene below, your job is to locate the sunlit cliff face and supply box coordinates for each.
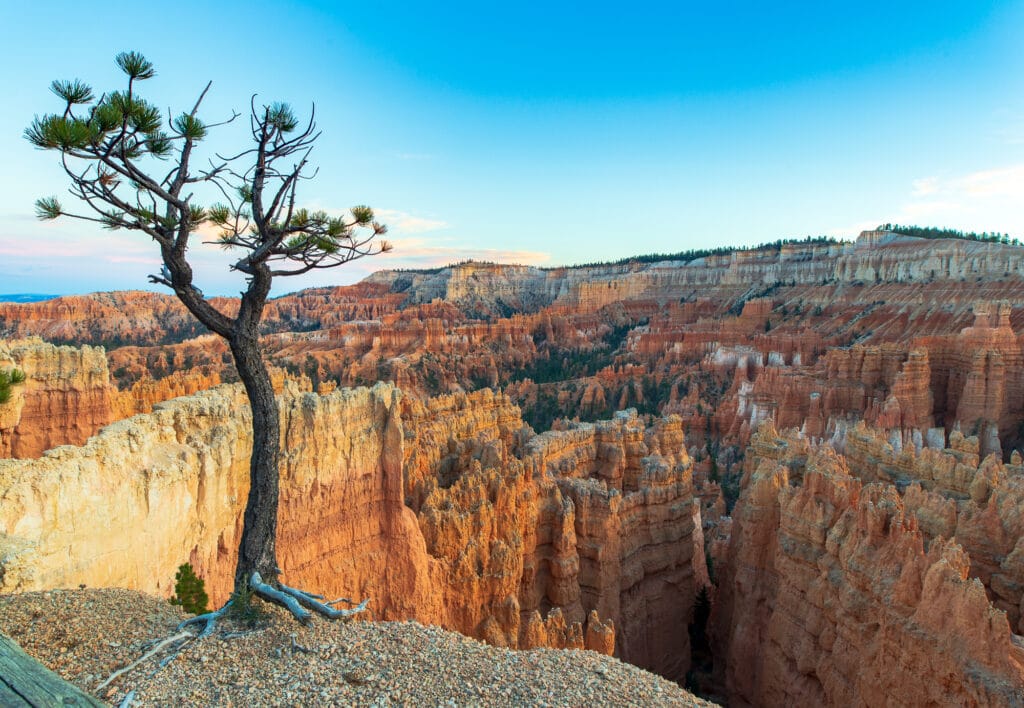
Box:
[3,233,1024,704]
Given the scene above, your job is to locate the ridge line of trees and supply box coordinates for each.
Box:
[881,224,1020,246]
[543,235,841,270]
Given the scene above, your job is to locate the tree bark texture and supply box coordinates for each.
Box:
[229,327,281,591]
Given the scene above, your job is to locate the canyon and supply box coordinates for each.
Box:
[0,382,695,675]
[712,423,1024,705]
[3,231,1024,704]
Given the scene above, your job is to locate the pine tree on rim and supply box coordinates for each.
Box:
[27,51,390,631]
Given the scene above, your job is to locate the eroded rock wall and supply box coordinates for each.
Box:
[841,422,1024,634]
[0,383,438,614]
[713,425,1024,706]
[401,393,699,676]
[0,385,702,669]
[0,338,122,458]
[0,338,297,460]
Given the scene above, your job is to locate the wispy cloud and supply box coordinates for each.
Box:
[373,235,549,269]
[911,176,939,197]
[954,164,1024,197]
[374,208,448,234]
[0,225,169,293]
[293,205,448,235]
[0,228,157,260]
[828,163,1024,238]
[105,254,163,265]
[0,205,546,296]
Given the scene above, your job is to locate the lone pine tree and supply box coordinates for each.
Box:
[170,563,210,616]
[27,51,388,628]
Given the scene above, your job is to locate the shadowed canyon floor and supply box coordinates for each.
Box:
[3,232,1024,704]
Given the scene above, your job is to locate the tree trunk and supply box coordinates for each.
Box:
[229,329,281,591]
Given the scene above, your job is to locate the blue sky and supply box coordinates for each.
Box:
[2,1,1023,295]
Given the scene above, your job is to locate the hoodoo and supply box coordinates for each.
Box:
[4,232,1024,704]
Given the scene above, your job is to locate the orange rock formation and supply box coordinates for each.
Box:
[713,429,1024,706]
[6,233,1024,698]
[0,385,704,671]
[0,338,121,457]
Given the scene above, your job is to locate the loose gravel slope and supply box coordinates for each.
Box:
[0,589,716,706]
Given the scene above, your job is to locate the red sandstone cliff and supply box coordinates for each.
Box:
[6,236,1024,453]
[713,432,1024,705]
[0,338,122,457]
[400,395,699,677]
[841,422,1024,635]
[6,234,1024,698]
[0,385,705,671]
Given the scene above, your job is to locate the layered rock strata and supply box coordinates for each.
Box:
[715,298,1024,459]
[0,385,701,672]
[0,339,121,458]
[713,441,1024,706]
[6,235,1024,450]
[841,422,1024,634]
[366,233,1024,314]
[0,339,229,459]
[399,390,699,677]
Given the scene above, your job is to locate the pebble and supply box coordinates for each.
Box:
[0,588,717,706]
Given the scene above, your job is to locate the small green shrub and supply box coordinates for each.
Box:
[169,563,209,615]
[225,582,267,627]
[0,368,26,405]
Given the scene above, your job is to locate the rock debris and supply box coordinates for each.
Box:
[0,589,716,706]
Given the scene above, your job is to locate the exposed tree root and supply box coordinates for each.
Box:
[249,571,312,622]
[249,571,370,622]
[96,630,193,691]
[97,601,235,695]
[99,573,369,700]
[290,634,315,654]
[176,600,233,639]
[279,583,370,620]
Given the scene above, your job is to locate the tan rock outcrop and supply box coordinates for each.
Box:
[0,386,704,670]
[0,383,436,614]
[714,443,1024,706]
[0,338,121,458]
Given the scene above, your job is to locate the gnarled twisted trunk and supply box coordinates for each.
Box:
[228,264,280,592]
[230,327,281,590]
[166,245,284,595]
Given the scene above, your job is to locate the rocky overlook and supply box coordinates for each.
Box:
[3,231,1024,704]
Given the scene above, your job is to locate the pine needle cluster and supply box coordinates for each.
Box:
[225,582,267,627]
[169,562,210,615]
[0,369,26,405]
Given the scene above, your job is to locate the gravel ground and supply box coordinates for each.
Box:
[0,589,717,707]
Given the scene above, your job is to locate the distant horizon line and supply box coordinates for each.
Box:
[5,227,1020,301]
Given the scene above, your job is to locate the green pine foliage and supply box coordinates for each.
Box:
[689,585,712,654]
[169,563,209,615]
[880,223,1019,246]
[685,584,715,696]
[0,368,26,405]
[225,582,267,627]
[545,235,840,271]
